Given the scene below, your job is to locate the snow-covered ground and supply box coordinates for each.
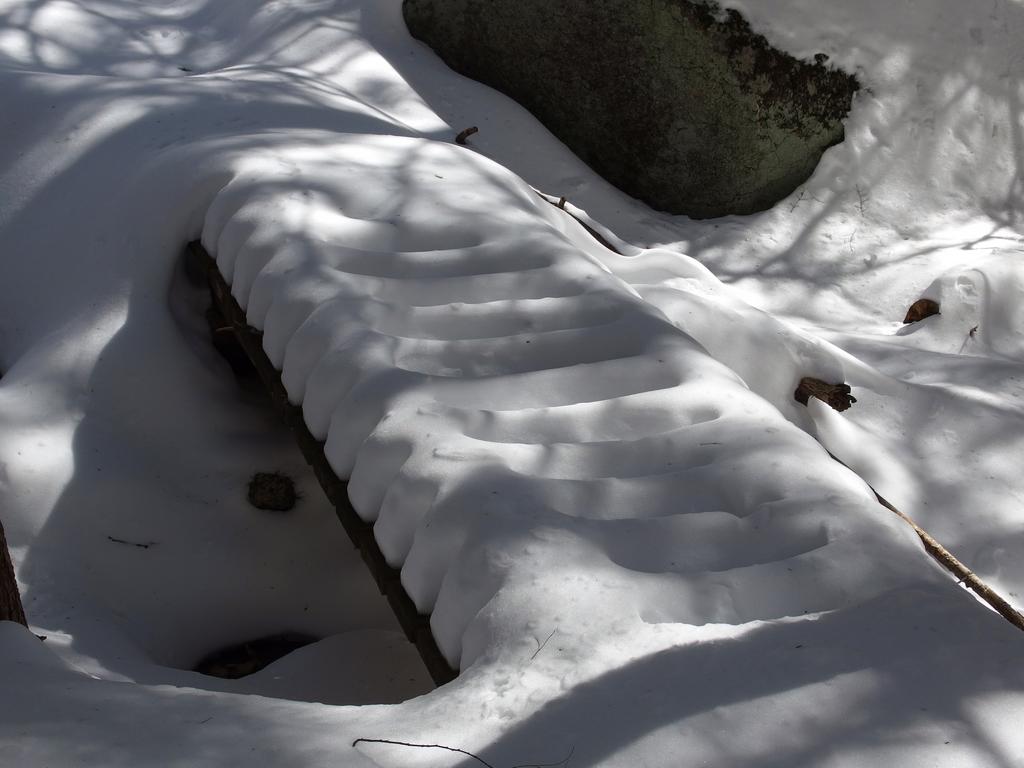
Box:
[2,1,1024,766]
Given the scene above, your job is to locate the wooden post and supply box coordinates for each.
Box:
[0,517,27,627]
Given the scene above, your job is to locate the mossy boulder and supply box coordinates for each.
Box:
[403,0,858,218]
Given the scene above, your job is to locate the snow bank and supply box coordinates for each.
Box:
[196,135,961,669]
[898,253,1024,361]
[3,1,1024,766]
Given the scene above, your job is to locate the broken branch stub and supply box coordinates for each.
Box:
[903,298,940,324]
[794,377,857,412]
[454,126,479,145]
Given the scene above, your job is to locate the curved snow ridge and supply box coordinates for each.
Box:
[201,136,946,669]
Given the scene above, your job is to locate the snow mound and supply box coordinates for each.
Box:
[898,251,1024,361]
[5,1,1024,765]
[202,135,952,668]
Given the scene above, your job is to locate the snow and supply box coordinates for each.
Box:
[2,1,1024,766]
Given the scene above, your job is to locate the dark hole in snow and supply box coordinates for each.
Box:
[194,632,318,679]
[248,471,298,511]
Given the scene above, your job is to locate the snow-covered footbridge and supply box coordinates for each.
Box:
[199,135,1004,677]
[6,1,1024,763]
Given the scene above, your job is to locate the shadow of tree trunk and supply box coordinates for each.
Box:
[0,516,27,626]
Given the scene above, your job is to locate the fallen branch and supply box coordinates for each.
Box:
[827,452,1024,633]
[871,489,1024,632]
[531,628,557,660]
[455,126,479,145]
[533,190,622,255]
[106,535,157,549]
[354,738,498,768]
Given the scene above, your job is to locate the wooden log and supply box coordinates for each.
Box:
[794,377,856,412]
[903,298,940,324]
[0,516,27,627]
[454,126,479,145]
[188,241,457,686]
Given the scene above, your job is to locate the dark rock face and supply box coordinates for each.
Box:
[403,0,858,218]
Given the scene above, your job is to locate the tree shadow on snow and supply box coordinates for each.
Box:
[447,587,1024,768]
[360,0,1024,300]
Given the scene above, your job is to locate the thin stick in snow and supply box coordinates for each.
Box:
[824,450,1024,633]
[352,738,575,768]
[531,628,557,660]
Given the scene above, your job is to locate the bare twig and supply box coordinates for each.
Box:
[106,536,156,549]
[855,184,869,215]
[533,190,622,255]
[530,628,557,660]
[957,325,980,355]
[455,126,479,145]
[511,745,575,768]
[353,738,497,768]
[352,738,575,768]
[825,452,1024,633]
